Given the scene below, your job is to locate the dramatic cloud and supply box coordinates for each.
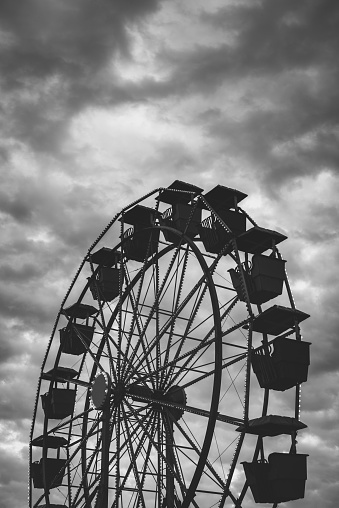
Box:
[1,1,338,506]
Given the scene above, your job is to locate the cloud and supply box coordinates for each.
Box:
[167,0,339,83]
[0,421,30,508]
[0,0,161,153]
[135,0,339,193]
[0,1,338,507]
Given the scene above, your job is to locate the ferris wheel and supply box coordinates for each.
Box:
[29,181,310,508]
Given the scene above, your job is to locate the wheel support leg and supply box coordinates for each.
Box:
[166,419,175,508]
[95,406,110,508]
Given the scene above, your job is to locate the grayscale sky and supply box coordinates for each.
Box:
[0,1,338,507]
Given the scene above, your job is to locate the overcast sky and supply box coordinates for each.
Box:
[1,0,339,507]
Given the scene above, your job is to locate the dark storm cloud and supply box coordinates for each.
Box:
[0,320,19,364]
[0,0,160,152]
[0,0,159,77]
[0,281,56,327]
[295,203,339,244]
[0,263,41,283]
[0,375,38,420]
[142,0,339,190]
[0,164,117,255]
[165,0,339,88]
[207,0,339,72]
[0,430,29,508]
[0,190,34,223]
[0,446,27,484]
[281,243,339,377]
[0,2,338,507]
[308,297,339,376]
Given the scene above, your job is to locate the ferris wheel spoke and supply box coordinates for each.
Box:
[139,413,160,495]
[118,405,157,508]
[156,413,164,507]
[40,406,95,437]
[83,412,111,488]
[124,400,187,494]
[87,328,119,386]
[162,413,186,505]
[122,286,158,389]
[201,295,238,335]
[124,275,209,385]
[164,343,213,390]
[127,391,243,426]
[162,282,210,389]
[113,405,123,507]
[68,415,102,463]
[107,406,155,501]
[92,320,151,387]
[178,352,247,393]
[121,261,154,374]
[138,244,189,341]
[156,244,187,309]
[153,246,191,388]
[113,415,154,504]
[104,334,119,386]
[180,403,243,426]
[162,248,203,387]
[72,426,103,507]
[122,246,183,382]
[112,245,207,387]
[126,336,215,390]
[73,474,100,508]
[163,308,218,390]
[73,406,96,506]
[173,418,225,491]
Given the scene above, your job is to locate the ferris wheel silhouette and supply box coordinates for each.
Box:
[29,181,310,508]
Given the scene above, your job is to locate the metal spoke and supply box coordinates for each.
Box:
[124,272,209,385]
[123,245,183,381]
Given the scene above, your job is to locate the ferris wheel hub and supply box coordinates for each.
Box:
[164,385,187,422]
[112,382,126,405]
[91,372,111,410]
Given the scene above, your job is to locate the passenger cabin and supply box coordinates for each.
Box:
[250,306,310,390]
[120,205,159,261]
[31,435,67,490]
[59,303,97,355]
[229,253,286,305]
[226,227,287,304]
[88,248,121,302]
[41,365,77,420]
[41,388,76,420]
[240,415,308,503]
[252,336,311,391]
[198,185,247,254]
[242,453,308,504]
[158,180,203,241]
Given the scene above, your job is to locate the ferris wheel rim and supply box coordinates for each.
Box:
[29,184,309,508]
